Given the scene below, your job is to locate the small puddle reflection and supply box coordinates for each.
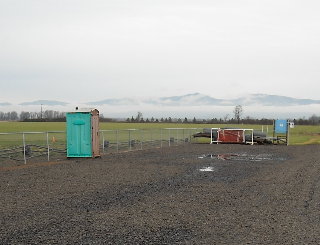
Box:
[199,167,214,172]
[199,153,286,162]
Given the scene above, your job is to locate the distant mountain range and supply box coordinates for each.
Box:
[19,100,68,106]
[87,93,320,107]
[1,93,319,107]
[87,98,139,106]
[0,102,11,106]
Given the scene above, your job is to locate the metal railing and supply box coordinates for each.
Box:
[0,128,202,164]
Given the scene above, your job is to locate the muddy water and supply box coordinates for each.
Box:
[198,153,287,162]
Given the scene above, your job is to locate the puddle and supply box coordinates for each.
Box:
[199,167,214,172]
[199,153,286,162]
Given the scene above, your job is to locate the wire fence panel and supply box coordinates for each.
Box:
[46,131,67,160]
[0,128,203,165]
[0,133,24,164]
[0,131,67,165]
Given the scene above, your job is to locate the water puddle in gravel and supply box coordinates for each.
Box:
[199,167,214,172]
[198,153,286,162]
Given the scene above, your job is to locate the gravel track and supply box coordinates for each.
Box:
[1,144,320,244]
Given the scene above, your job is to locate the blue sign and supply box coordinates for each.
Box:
[275,120,288,134]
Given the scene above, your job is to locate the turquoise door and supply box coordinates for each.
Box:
[66,113,92,157]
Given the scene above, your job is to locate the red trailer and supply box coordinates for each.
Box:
[218,129,244,143]
[210,128,254,145]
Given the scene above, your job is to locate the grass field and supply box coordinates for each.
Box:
[0,121,320,145]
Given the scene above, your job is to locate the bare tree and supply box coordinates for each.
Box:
[309,114,320,125]
[223,114,229,122]
[136,111,143,122]
[20,111,30,121]
[233,105,243,124]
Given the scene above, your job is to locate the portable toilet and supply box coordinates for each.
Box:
[66,109,100,158]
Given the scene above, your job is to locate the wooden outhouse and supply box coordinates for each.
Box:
[66,109,100,158]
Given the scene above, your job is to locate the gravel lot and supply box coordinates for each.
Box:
[1,144,320,244]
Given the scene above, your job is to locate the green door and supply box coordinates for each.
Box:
[66,113,92,157]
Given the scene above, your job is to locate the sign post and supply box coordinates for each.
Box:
[273,119,289,145]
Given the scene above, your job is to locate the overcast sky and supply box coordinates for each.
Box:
[1,0,320,104]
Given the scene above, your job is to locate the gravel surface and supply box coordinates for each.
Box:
[1,144,320,244]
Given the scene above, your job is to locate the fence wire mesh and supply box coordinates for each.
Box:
[0,128,202,164]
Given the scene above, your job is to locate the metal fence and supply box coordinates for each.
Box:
[0,128,203,164]
[0,131,66,164]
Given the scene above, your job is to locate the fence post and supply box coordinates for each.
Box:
[160,129,163,148]
[116,130,119,153]
[129,130,131,151]
[176,129,178,145]
[46,132,50,161]
[102,132,105,154]
[23,133,26,164]
[182,129,184,144]
[140,129,144,150]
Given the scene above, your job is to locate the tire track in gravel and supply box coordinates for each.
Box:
[0,154,243,239]
[1,144,319,244]
[0,168,197,243]
[303,175,320,211]
[0,156,270,244]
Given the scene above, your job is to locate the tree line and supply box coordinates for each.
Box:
[125,115,320,125]
[126,110,320,125]
[0,110,319,125]
[0,110,66,122]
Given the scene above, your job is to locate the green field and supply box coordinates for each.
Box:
[0,121,320,145]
